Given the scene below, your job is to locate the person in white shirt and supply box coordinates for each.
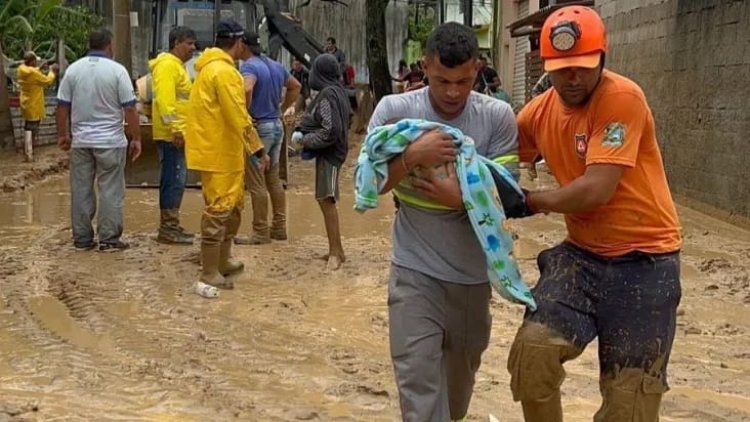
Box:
[56,28,142,252]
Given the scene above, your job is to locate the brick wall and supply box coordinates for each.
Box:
[597,0,749,221]
[9,97,58,150]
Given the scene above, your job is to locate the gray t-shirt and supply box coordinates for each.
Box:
[57,53,137,149]
[367,87,518,284]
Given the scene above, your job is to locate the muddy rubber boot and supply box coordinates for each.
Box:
[201,242,233,289]
[267,167,287,241]
[219,240,244,276]
[201,212,233,289]
[157,209,193,245]
[221,207,245,275]
[23,130,33,162]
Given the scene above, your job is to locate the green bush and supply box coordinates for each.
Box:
[0,0,103,62]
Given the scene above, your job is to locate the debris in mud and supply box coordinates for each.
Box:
[684,326,702,335]
[699,258,732,274]
[0,149,69,193]
[294,410,320,420]
[194,281,219,298]
[0,402,39,418]
[705,284,720,291]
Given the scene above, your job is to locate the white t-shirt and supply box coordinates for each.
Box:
[57,53,136,148]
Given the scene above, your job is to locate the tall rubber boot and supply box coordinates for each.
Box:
[267,166,287,240]
[157,209,193,244]
[23,130,33,162]
[220,208,244,276]
[201,212,233,289]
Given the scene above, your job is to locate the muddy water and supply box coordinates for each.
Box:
[0,159,749,421]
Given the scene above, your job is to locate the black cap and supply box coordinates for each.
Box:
[242,32,261,47]
[216,19,245,39]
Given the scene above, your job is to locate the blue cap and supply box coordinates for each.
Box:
[216,19,245,39]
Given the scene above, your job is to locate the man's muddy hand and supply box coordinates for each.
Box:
[405,129,457,168]
[57,135,71,151]
[172,132,185,147]
[412,163,463,210]
[129,139,142,162]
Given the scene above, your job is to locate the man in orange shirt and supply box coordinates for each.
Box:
[508,6,682,422]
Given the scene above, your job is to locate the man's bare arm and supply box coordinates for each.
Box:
[56,104,71,150]
[243,75,257,109]
[281,76,301,112]
[379,131,457,194]
[528,164,624,214]
[123,106,142,161]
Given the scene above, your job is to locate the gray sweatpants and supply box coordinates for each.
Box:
[70,147,126,246]
[388,264,492,421]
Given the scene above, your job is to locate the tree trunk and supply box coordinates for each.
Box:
[0,42,15,150]
[366,0,392,103]
[113,0,132,73]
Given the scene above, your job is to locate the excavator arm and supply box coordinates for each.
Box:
[261,0,325,67]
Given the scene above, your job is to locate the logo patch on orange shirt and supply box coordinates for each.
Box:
[575,133,588,158]
[602,122,626,147]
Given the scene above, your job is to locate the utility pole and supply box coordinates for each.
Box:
[214,0,222,41]
[113,0,132,73]
[463,0,473,27]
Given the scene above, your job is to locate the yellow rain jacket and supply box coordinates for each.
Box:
[17,64,56,121]
[150,52,191,141]
[185,48,262,173]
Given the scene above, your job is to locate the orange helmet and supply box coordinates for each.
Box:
[540,6,607,72]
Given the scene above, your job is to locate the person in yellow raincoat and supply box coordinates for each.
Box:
[150,26,197,245]
[185,20,268,293]
[17,51,58,161]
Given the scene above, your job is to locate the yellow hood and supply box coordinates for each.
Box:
[148,51,181,73]
[194,48,235,73]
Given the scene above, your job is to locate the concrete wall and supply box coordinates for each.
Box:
[597,0,749,220]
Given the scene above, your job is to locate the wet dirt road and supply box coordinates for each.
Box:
[0,151,749,421]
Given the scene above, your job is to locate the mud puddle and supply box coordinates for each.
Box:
[0,157,749,421]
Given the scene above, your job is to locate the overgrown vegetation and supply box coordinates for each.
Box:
[0,0,103,62]
[407,3,436,49]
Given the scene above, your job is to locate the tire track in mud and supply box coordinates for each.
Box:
[0,229,269,419]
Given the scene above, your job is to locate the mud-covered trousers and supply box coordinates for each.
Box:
[508,242,681,422]
[70,147,126,247]
[388,265,492,421]
[200,171,244,246]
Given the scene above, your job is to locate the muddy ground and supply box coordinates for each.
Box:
[0,145,749,421]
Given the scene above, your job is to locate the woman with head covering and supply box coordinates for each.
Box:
[291,53,352,271]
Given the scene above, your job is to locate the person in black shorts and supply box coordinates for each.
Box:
[291,53,352,270]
